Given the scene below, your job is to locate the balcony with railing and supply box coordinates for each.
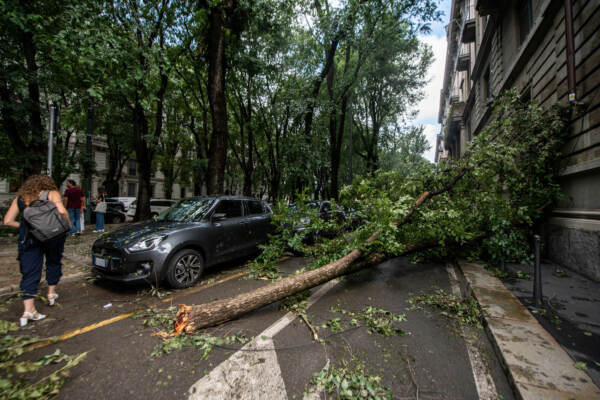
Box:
[457,43,470,71]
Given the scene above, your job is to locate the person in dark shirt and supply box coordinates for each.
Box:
[63,179,85,235]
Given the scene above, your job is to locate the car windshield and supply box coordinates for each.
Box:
[155,198,214,222]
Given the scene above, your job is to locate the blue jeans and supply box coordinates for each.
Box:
[68,208,81,234]
[95,212,105,231]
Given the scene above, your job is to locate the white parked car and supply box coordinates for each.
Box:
[127,199,177,219]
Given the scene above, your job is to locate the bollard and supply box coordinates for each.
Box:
[532,235,543,306]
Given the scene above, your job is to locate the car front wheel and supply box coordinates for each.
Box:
[166,249,204,289]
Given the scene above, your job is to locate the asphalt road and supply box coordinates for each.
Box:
[1,256,516,399]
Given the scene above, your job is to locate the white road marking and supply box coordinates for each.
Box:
[188,279,340,400]
[446,264,498,400]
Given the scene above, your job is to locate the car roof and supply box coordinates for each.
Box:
[185,195,264,201]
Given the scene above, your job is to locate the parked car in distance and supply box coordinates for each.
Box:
[107,197,136,211]
[286,201,351,242]
[91,196,273,288]
[127,199,177,219]
[90,199,127,224]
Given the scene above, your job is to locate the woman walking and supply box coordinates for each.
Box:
[93,187,107,233]
[3,175,70,326]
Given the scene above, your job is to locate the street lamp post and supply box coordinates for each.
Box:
[84,103,94,224]
[47,105,57,177]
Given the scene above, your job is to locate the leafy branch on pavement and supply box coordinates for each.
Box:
[305,358,392,400]
[0,333,87,400]
[280,290,321,340]
[151,332,250,358]
[328,306,407,336]
[134,307,252,358]
[408,288,485,328]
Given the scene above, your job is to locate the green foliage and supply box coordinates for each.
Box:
[0,335,87,400]
[341,91,569,265]
[254,90,570,275]
[553,268,569,278]
[490,268,530,281]
[574,362,587,371]
[329,306,406,336]
[280,290,311,316]
[408,288,485,328]
[134,306,178,328]
[151,332,250,358]
[306,359,391,400]
[0,320,18,335]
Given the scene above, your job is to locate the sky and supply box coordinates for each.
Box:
[412,0,451,162]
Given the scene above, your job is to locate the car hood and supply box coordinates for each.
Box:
[93,221,197,249]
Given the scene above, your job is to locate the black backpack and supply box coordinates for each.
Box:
[23,191,70,242]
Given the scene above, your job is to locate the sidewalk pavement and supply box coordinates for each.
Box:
[0,225,116,296]
[458,261,600,400]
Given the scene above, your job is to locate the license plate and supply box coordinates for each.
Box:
[93,256,107,268]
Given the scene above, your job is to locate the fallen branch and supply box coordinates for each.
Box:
[174,238,439,333]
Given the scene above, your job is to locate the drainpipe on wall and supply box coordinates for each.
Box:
[564,0,576,103]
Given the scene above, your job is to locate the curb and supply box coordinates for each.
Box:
[457,261,600,400]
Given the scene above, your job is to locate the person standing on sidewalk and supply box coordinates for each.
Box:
[2,175,70,326]
[93,187,107,233]
[63,179,85,236]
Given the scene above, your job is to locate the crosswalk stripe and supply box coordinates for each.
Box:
[187,279,340,399]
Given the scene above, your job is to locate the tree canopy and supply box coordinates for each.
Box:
[0,0,440,216]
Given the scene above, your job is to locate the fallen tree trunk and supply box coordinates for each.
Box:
[174,173,482,334]
[174,237,440,333]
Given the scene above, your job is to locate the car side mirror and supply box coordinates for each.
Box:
[212,213,226,222]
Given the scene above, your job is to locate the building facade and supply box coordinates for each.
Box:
[0,136,193,204]
[437,0,600,281]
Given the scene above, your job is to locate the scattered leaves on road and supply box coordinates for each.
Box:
[151,332,250,358]
[553,268,569,278]
[328,306,406,336]
[408,288,485,328]
[490,268,531,281]
[574,362,587,371]
[0,335,87,400]
[306,359,391,399]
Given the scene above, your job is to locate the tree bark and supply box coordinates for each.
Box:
[175,238,439,334]
[205,5,231,195]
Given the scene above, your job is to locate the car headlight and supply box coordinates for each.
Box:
[127,235,166,252]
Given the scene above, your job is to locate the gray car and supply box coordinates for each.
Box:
[91,196,273,288]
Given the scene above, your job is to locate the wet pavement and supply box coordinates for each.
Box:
[501,261,600,388]
[0,252,515,399]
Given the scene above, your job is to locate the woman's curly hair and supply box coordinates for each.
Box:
[17,175,58,202]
